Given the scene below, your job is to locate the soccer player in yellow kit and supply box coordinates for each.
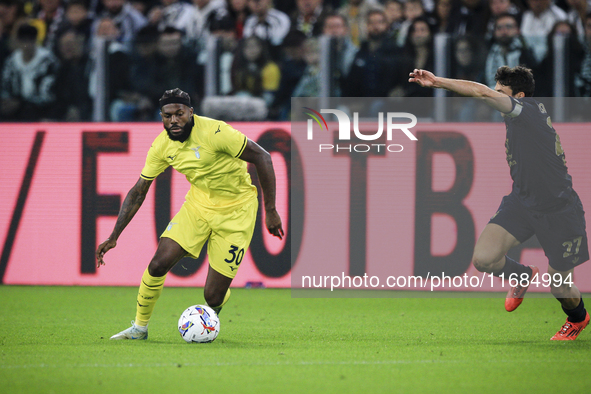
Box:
[96,88,284,340]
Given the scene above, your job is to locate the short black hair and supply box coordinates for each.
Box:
[494,12,519,27]
[160,88,191,107]
[495,65,535,97]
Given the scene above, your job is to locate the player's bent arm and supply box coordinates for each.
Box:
[238,139,284,239]
[96,177,153,266]
[108,177,153,241]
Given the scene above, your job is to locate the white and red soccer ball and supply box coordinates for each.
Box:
[178,305,220,343]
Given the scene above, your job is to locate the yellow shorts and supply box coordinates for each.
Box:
[161,198,258,279]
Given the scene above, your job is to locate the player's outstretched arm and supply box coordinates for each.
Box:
[408,69,513,113]
[96,177,153,267]
[239,139,284,240]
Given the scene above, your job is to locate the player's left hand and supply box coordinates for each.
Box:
[265,208,284,240]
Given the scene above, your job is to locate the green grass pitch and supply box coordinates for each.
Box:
[1,286,591,393]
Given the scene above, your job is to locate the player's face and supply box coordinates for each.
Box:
[161,104,194,141]
[495,82,517,98]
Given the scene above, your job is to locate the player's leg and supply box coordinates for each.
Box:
[536,193,590,339]
[204,199,258,315]
[473,224,538,312]
[204,265,233,315]
[472,223,522,274]
[136,237,188,325]
[475,195,538,311]
[110,238,187,340]
[548,266,590,340]
[111,203,208,340]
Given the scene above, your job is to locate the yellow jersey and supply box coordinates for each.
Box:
[140,115,257,209]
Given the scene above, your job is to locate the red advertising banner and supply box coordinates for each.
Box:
[0,122,291,287]
[2,122,591,291]
[290,121,591,293]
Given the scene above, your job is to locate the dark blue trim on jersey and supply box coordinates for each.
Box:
[235,136,248,158]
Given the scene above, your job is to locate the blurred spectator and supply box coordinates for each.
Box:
[209,8,239,94]
[432,0,453,34]
[566,0,588,40]
[147,0,200,43]
[343,9,401,97]
[152,26,200,112]
[292,37,320,96]
[401,17,435,97]
[192,0,225,44]
[120,24,160,120]
[323,12,357,81]
[290,0,332,38]
[114,26,201,120]
[485,0,522,41]
[338,0,383,47]
[452,35,486,82]
[89,17,132,120]
[520,0,567,37]
[243,0,291,51]
[384,0,404,40]
[484,13,538,87]
[450,34,488,120]
[54,30,92,120]
[54,0,94,48]
[231,35,280,105]
[95,0,148,50]
[0,0,28,71]
[446,0,489,37]
[268,29,306,119]
[226,0,250,38]
[536,20,584,96]
[1,24,60,120]
[396,0,425,47]
[574,12,591,96]
[34,0,66,49]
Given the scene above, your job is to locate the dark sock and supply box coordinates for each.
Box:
[493,256,532,278]
[563,299,586,323]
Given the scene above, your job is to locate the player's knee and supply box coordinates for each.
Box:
[148,258,169,277]
[471,253,496,273]
[204,288,224,308]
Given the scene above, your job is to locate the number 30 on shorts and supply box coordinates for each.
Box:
[225,245,245,266]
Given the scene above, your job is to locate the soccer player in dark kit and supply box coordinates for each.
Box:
[409,66,590,340]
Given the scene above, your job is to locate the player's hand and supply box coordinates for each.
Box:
[265,208,284,240]
[96,238,117,268]
[408,69,437,88]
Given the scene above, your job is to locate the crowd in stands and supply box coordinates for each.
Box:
[0,0,590,121]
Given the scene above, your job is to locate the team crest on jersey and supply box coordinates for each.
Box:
[191,146,201,159]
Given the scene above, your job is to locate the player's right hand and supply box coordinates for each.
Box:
[96,238,117,268]
[408,69,437,88]
[265,209,284,240]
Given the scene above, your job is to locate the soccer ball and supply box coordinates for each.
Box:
[178,305,220,343]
